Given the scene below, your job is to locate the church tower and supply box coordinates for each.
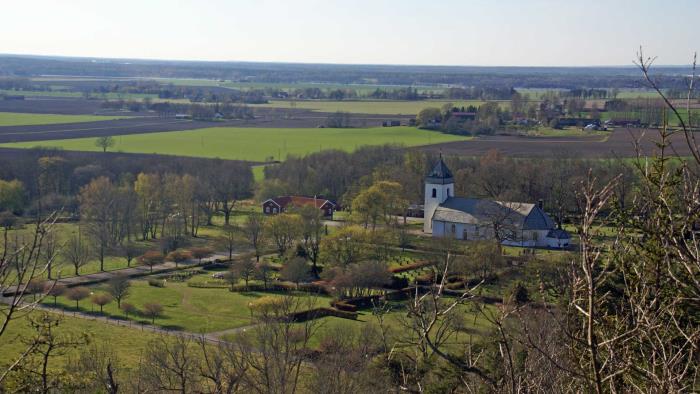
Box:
[424,155,454,233]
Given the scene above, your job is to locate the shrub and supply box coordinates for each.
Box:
[164,270,198,282]
[166,249,192,268]
[286,307,357,322]
[148,278,166,288]
[508,281,530,305]
[65,286,91,309]
[387,275,409,289]
[389,260,433,274]
[143,302,164,324]
[330,300,357,312]
[139,251,165,272]
[190,247,214,263]
[90,293,113,313]
[120,302,138,318]
[45,282,66,305]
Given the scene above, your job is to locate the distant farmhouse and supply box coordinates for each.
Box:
[423,157,570,248]
[262,196,337,218]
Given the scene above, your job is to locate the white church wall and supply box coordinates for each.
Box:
[423,181,452,233]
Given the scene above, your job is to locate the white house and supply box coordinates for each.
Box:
[424,156,570,248]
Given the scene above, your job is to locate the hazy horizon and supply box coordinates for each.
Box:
[1,0,697,68]
[0,52,695,69]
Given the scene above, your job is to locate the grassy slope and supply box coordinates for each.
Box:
[0,126,468,162]
[0,112,130,126]
[0,311,159,367]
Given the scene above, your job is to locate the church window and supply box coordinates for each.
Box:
[432,188,437,198]
[450,224,456,234]
[447,188,450,197]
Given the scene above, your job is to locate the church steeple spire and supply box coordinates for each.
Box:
[426,154,453,185]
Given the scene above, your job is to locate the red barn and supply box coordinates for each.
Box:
[262,196,337,218]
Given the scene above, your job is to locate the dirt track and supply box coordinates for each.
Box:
[0,98,128,115]
[419,128,700,158]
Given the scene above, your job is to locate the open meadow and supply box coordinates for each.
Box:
[0,126,468,161]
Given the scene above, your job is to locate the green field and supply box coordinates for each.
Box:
[43,279,331,333]
[0,112,131,126]
[0,311,160,368]
[252,99,502,115]
[0,89,158,100]
[0,126,468,162]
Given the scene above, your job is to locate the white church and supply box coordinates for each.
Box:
[423,157,570,249]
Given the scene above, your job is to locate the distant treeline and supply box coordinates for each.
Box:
[100,100,255,119]
[0,55,695,89]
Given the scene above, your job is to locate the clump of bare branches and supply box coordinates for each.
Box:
[0,213,61,386]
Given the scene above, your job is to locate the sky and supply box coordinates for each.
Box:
[1,0,698,67]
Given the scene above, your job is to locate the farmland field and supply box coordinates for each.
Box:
[0,126,468,161]
[0,89,158,100]
[0,112,131,126]
[251,99,504,114]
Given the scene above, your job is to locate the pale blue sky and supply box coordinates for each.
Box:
[1,0,697,66]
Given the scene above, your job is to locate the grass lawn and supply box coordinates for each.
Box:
[251,99,503,115]
[255,301,497,349]
[0,310,159,367]
[43,279,332,333]
[252,165,266,182]
[0,126,468,162]
[0,112,131,127]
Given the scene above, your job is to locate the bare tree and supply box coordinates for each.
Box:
[42,231,61,280]
[279,257,311,288]
[105,274,131,308]
[143,302,164,324]
[218,224,239,260]
[390,249,495,390]
[242,213,266,261]
[0,213,60,386]
[231,296,320,394]
[66,287,91,310]
[298,205,323,276]
[231,255,256,290]
[91,293,112,314]
[140,335,199,393]
[70,343,121,394]
[63,229,90,276]
[9,313,88,393]
[197,337,247,393]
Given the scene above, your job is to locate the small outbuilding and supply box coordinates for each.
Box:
[545,228,571,249]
